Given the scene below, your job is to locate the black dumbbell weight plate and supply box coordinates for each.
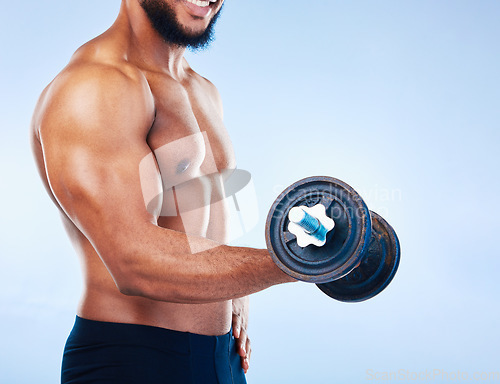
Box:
[316,211,400,302]
[265,176,372,283]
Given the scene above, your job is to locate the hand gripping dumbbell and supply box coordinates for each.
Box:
[265,176,400,302]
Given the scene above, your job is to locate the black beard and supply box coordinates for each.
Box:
[140,0,224,51]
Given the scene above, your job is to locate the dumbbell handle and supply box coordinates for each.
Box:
[287,205,335,247]
[289,207,323,234]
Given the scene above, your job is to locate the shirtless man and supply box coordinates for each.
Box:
[31,1,295,383]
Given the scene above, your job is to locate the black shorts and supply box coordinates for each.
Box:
[61,316,247,384]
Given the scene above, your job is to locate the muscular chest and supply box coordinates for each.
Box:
[145,73,235,181]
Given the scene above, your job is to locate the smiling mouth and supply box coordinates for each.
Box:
[182,0,218,18]
[185,0,217,7]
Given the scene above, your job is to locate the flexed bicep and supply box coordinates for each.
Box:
[35,63,156,286]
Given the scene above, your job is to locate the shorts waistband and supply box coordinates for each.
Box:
[70,316,232,356]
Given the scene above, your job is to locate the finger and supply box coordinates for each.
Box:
[237,330,248,357]
[242,356,249,374]
[235,337,243,358]
[245,337,252,362]
[233,326,240,339]
[232,315,241,339]
[241,338,251,373]
[240,339,250,373]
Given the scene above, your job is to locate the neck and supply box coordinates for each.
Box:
[117,0,188,80]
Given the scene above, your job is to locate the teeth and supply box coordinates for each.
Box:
[186,0,214,7]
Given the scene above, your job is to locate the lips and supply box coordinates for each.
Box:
[183,0,217,18]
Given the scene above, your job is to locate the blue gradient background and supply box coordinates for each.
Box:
[1,1,499,383]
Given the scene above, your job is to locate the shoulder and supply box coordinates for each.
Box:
[186,65,224,118]
[33,46,155,141]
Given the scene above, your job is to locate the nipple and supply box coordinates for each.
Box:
[176,159,191,174]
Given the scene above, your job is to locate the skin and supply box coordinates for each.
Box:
[31,0,294,374]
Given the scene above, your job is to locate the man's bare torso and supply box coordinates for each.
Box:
[31,19,235,336]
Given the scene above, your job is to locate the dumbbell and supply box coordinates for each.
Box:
[265,176,400,302]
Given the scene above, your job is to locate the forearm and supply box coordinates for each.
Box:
[116,223,294,303]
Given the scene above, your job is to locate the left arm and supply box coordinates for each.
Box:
[209,76,251,372]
